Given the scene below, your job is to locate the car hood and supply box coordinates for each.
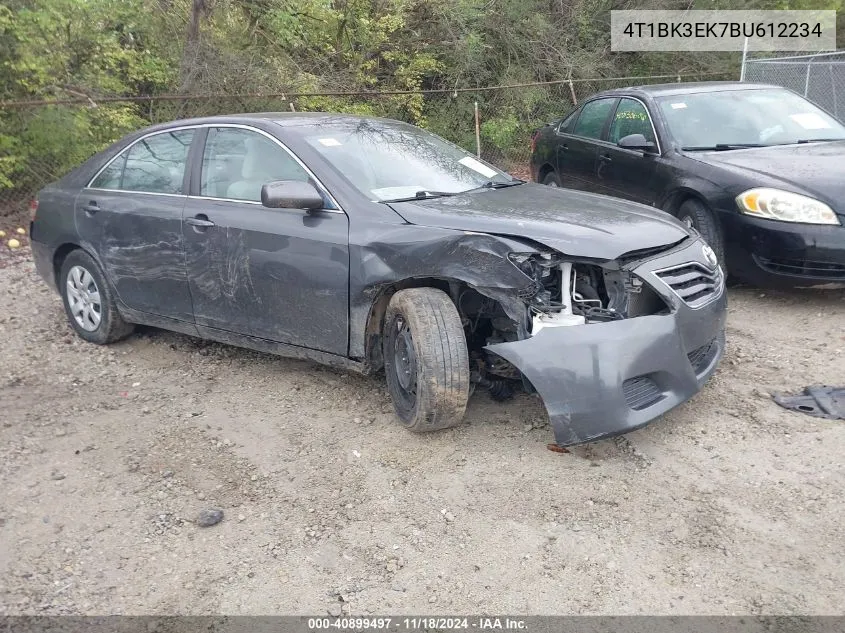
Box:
[685,141,845,213]
[387,183,690,260]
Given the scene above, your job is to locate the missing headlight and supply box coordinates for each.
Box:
[509,254,665,331]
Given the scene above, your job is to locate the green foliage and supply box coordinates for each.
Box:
[2,0,840,206]
[481,114,520,152]
[0,0,173,199]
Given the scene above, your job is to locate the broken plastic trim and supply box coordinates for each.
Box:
[772,385,845,420]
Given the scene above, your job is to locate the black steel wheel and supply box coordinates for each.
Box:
[383,288,470,432]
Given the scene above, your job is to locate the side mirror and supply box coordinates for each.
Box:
[618,133,656,152]
[261,180,323,211]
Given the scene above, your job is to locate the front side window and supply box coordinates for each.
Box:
[572,98,616,140]
[609,98,656,145]
[122,129,194,194]
[201,127,310,202]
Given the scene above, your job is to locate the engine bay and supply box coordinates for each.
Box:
[458,254,670,399]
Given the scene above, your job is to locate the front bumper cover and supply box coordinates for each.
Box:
[485,239,727,446]
[719,211,845,287]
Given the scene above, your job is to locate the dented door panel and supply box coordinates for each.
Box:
[84,190,194,321]
[182,198,350,355]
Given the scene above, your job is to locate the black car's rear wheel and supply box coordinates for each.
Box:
[60,250,134,344]
[383,288,470,432]
[542,172,561,187]
[677,199,725,267]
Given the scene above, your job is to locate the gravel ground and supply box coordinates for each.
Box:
[1,248,844,615]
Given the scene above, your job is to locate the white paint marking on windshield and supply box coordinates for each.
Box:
[318,138,342,146]
[670,102,687,109]
[371,186,426,199]
[458,156,498,178]
[789,113,831,130]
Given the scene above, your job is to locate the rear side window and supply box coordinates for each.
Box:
[90,152,127,189]
[122,130,195,194]
[573,98,616,140]
[557,109,579,134]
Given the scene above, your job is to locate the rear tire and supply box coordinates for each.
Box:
[677,199,725,267]
[59,250,134,345]
[383,288,470,432]
[542,171,561,187]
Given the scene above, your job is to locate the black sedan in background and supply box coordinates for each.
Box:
[30,113,725,448]
[530,82,845,287]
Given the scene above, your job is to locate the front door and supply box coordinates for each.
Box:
[182,126,350,355]
[78,128,196,322]
[594,97,660,205]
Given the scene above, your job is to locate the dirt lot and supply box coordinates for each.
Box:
[1,246,844,616]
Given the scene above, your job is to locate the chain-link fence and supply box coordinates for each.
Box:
[0,71,735,226]
[742,51,845,120]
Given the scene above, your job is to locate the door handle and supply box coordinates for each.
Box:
[599,154,612,163]
[560,144,569,151]
[83,201,100,214]
[185,215,215,229]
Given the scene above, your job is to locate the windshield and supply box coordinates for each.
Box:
[657,88,845,150]
[298,119,515,201]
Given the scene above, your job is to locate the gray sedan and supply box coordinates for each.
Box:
[30,113,726,447]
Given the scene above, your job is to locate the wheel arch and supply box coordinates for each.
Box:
[52,242,114,289]
[536,162,556,183]
[660,187,712,216]
[361,275,524,372]
[363,276,467,371]
[52,243,85,287]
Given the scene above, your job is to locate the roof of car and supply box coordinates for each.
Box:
[593,81,783,99]
[149,111,399,129]
[128,112,411,139]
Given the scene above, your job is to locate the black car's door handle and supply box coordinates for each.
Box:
[185,215,215,228]
[83,201,100,214]
[599,154,612,163]
[559,143,568,151]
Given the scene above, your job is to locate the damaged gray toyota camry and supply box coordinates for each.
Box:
[30,113,726,447]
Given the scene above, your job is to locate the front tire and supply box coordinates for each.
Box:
[542,171,561,187]
[60,250,134,344]
[677,198,725,266]
[383,288,470,432]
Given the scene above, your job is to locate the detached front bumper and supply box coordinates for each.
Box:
[486,239,727,447]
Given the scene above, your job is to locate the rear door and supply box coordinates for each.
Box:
[556,97,618,192]
[77,128,196,322]
[181,125,350,355]
[594,97,661,205]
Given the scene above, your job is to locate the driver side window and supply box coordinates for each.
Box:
[201,127,310,202]
[609,98,656,145]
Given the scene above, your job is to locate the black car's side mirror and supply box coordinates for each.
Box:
[618,133,657,153]
[261,180,324,211]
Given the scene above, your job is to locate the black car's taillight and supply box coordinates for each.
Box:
[29,198,38,220]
